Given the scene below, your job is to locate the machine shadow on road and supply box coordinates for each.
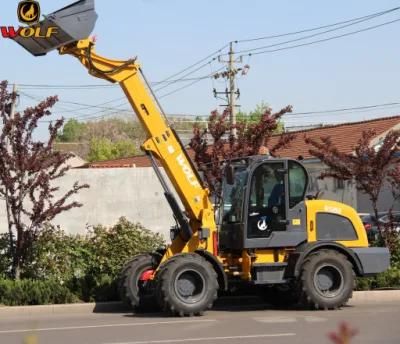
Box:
[116,296,355,319]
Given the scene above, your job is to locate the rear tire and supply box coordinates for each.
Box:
[299,249,354,310]
[119,254,160,312]
[156,253,218,316]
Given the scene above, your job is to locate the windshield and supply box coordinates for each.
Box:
[220,168,248,224]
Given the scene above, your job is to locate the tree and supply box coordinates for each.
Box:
[305,129,400,248]
[57,117,146,161]
[0,81,89,279]
[87,137,137,162]
[237,102,285,133]
[56,118,87,142]
[190,105,295,194]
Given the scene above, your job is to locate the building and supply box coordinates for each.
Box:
[1,116,395,237]
[84,115,400,214]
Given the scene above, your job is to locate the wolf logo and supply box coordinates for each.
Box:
[18,1,41,25]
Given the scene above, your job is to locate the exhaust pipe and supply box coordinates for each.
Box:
[13,0,98,56]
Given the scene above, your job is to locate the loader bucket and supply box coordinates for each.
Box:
[13,0,98,56]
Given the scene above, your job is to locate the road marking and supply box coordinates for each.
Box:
[254,316,297,323]
[106,333,296,344]
[0,319,217,335]
[304,316,327,323]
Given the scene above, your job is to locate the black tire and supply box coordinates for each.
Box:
[119,254,160,312]
[156,253,218,316]
[299,249,354,310]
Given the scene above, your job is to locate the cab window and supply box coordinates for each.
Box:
[288,161,307,208]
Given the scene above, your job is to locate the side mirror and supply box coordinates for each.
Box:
[225,165,235,185]
[306,190,323,200]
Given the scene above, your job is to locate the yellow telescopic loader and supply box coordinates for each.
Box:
[13,0,389,316]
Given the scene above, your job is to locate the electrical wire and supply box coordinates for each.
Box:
[155,43,230,85]
[236,6,400,43]
[239,18,400,57]
[231,12,400,56]
[158,65,226,99]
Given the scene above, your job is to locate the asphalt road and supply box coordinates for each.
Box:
[0,299,399,344]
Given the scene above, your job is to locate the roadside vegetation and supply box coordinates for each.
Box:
[0,217,165,305]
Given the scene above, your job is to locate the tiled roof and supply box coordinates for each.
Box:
[270,115,400,160]
[81,115,400,168]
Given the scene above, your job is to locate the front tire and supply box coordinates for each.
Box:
[157,253,218,316]
[119,254,160,312]
[299,249,354,310]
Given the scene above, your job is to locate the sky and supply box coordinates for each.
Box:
[0,0,399,140]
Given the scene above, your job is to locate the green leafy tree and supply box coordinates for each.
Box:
[87,137,137,162]
[57,119,87,142]
[237,102,285,133]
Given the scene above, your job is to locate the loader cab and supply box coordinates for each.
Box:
[218,157,309,251]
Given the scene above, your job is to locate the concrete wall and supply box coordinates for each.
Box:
[0,162,392,238]
[357,182,400,213]
[302,161,358,209]
[0,168,177,240]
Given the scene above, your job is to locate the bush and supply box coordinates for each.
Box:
[0,279,77,306]
[0,217,165,303]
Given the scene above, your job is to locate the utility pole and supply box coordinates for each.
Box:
[10,84,17,118]
[214,42,248,138]
[7,84,18,152]
[228,42,236,137]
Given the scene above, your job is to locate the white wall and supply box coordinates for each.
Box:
[0,168,177,240]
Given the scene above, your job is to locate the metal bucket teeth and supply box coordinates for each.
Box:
[13,0,98,56]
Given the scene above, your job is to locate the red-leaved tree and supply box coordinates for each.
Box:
[306,129,400,249]
[0,81,89,279]
[190,106,295,195]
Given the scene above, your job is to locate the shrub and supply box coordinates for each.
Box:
[0,279,77,306]
[86,217,165,278]
[0,217,165,303]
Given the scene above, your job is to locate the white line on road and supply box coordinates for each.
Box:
[254,316,297,323]
[0,319,217,335]
[106,333,296,344]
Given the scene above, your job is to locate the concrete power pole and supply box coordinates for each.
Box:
[7,84,18,152]
[214,42,247,138]
[10,84,17,118]
[228,42,236,137]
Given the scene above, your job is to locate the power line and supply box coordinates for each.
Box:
[17,75,216,90]
[231,10,400,56]
[157,65,226,99]
[235,6,400,43]
[155,43,230,85]
[288,102,400,116]
[154,62,224,93]
[239,18,400,58]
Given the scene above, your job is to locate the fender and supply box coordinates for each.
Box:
[195,250,228,291]
[293,241,364,277]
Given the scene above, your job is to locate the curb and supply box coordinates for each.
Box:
[0,301,129,316]
[0,291,399,316]
[350,290,400,303]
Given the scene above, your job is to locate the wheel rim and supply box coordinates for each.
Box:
[137,267,152,294]
[313,264,344,298]
[174,269,206,304]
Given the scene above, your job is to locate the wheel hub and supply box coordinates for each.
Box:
[174,269,205,304]
[313,264,344,298]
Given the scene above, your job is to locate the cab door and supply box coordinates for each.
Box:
[246,161,287,240]
[244,160,308,249]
